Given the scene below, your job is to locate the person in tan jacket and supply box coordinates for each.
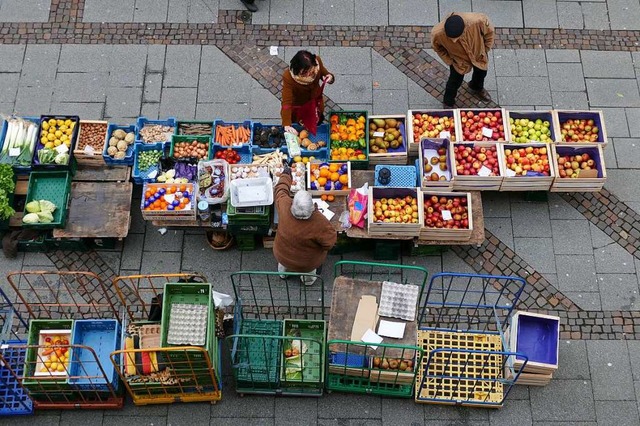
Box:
[273,165,337,285]
[431,12,495,107]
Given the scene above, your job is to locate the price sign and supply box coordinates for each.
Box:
[478,165,492,177]
[481,127,493,138]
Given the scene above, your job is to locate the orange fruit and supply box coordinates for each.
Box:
[328,163,339,173]
[321,194,328,201]
[317,177,327,187]
[327,195,335,202]
[330,172,340,182]
[319,168,330,178]
[339,175,349,185]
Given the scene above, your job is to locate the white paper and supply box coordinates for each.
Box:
[83,145,95,155]
[55,144,69,154]
[481,127,493,138]
[377,320,406,339]
[439,131,451,139]
[313,198,329,210]
[269,46,279,55]
[9,148,20,157]
[317,205,335,221]
[163,194,175,204]
[373,131,385,138]
[147,169,158,179]
[505,168,516,177]
[441,210,453,221]
[478,165,492,177]
[361,328,383,350]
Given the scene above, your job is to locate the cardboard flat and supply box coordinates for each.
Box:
[350,295,378,341]
[579,169,598,178]
[378,320,406,339]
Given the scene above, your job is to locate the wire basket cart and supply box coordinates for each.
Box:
[0,271,124,410]
[226,271,326,396]
[415,272,529,408]
[325,261,428,398]
[109,273,222,406]
[0,307,33,416]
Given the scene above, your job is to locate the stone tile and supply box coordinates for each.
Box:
[140,251,181,274]
[214,386,275,417]
[195,103,251,121]
[530,379,595,421]
[304,0,354,25]
[506,384,529,400]
[522,0,558,28]
[484,217,514,249]
[514,238,556,273]
[389,0,438,25]
[0,0,50,22]
[15,86,53,116]
[143,73,163,103]
[49,102,105,119]
[134,0,168,21]
[516,50,548,77]
[547,193,583,219]
[605,170,640,202]
[582,2,611,29]
[319,47,372,75]
[159,87,197,119]
[511,202,551,237]
[198,72,253,103]
[275,397,317,425]
[181,234,241,272]
[146,45,166,73]
[594,243,636,273]
[557,1,584,29]
[626,108,640,137]
[121,233,144,270]
[498,76,550,105]
[167,402,210,425]
[325,75,373,104]
[600,108,630,138]
[164,46,201,88]
[408,79,442,108]
[482,192,511,217]
[20,45,59,87]
[0,45,24,73]
[471,0,523,27]
[319,393,382,419]
[109,45,148,87]
[403,255,443,278]
[22,252,55,267]
[595,401,640,426]
[106,87,142,118]
[598,273,640,310]
[140,102,160,120]
[210,419,273,426]
[613,138,640,168]
[546,49,581,63]
[604,139,619,168]
[144,223,184,252]
[586,79,640,107]
[551,91,589,109]
[54,73,109,103]
[185,0,218,23]
[372,90,409,115]
[587,340,636,400]
[581,51,635,78]
[248,0,270,24]
[372,50,407,90]
[551,220,592,254]
[547,63,586,91]
[58,45,113,73]
[240,248,279,271]
[489,399,532,426]
[269,0,303,24]
[608,0,640,30]
[555,254,598,292]
[565,291,602,310]
[9,415,60,426]
[442,250,477,274]
[627,341,640,380]
[423,405,489,420]
[590,223,614,249]
[439,0,472,20]
[379,398,423,425]
[250,86,282,121]
[102,416,166,426]
[493,49,519,77]
[83,0,135,21]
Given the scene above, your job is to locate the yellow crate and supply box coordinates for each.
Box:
[415,330,504,407]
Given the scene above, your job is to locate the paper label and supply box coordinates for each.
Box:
[83,145,95,155]
[55,144,69,154]
[482,127,493,138]
[361,328,383,350]
[269,46,278,55]
[164,194,175,204]
[478,165,492,177]
[441,210,453,221]
[147,170,158,179]
[9,148,20,157]
[439,131,451,139]
[505,168,516,177]
[377,320,406,339]
[373,131,385,138]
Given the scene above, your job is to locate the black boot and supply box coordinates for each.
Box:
[241,0,258,12]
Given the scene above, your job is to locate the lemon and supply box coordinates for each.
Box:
[293,155,302,163]
[56,364,65,372]
[65,129,72,136]
[59,124,67,131]
[47,133,56,141]
[54,140,61,147]
[54,130,62,138]
[48,119,56,126]
[45,142,54,149]
[44,361,51,368]
[50,361,58,369]
[64,119,72,126]
[302,158,309,164]
[64,140,71,147]
[42,121,49,131]
[50,353,58,362]
[60,134,68,142]
[56,119,64,126]
[41,136,48,144]
[69,121,75,129]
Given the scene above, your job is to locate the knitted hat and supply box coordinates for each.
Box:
[444,14,465,38]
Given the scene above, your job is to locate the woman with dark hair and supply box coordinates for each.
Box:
[281,50,335,135]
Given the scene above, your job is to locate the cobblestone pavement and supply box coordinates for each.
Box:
[1,0,640,424]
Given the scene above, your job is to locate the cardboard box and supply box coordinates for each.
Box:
[350,295,378,342]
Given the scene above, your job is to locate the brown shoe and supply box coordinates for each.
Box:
[470,88,492,103]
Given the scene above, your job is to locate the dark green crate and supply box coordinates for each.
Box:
[235,234,257,251]
[175,120,214,137]
[169,135,211,159]
[160,282,214,349]
[281,320,326,386]
[236,320,283,385]
[227,223,271,236]
[409,244,448,256]
[226,204,271,223]
[23,171,72,229]
[24,319,74,389]
[374,241,401,261]
[18,234,49,252]
[329,234,373,255]
[44,237,88,252]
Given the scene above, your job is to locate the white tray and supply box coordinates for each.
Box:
[230,176,274,207]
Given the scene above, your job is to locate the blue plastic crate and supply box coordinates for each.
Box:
[132,142,165,185]
[374,165,418,187]
[0,341,34,416]
[251,123,286,155]
[135,117,177,145]
[103,124,136,166]
[68,319,121,392]
[329,352,368,368]
[213,120,253,149]
[210,144,253,164]
[0,116,40,175]
[280,146,328,162]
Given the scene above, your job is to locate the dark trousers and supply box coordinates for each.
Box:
[443,65,487,107]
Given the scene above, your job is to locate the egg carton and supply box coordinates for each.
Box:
[378,281,420,322]
[229,164,270,181]
[167,303,209,346]
[272,162,306,192]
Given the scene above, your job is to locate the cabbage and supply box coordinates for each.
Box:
[36,211,54,223]
[38,200,56,213]
[22,213,40,224]
[54,153,69,165]
[25,201,41,213]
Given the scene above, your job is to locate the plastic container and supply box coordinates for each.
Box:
[235,319,283,386]
[132,142,165,185]
[210,144,253,165]
[103,124,136,166]
[33,115,80,171]
[175,120,214,137]
[22,171,72,229]
[251,123,286,155]
[135,117,177,145]
[0,115,40,175]
[197,159,229,204]
[0,342,33,416]
[169,135,211,161]
[229,177,274,208]
[510,311,559,372]
[374,165,417,188]
[213,120,253,148]
[160,282,214,350]
[328,112,369,169]
[23,320,73,387]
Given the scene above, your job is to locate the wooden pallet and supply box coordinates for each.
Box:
[415,330,504,407]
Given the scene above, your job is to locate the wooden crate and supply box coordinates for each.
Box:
[505,110,558,143]
[368,114,408,165]
[419,191,473,241]
[307,161,352,195]
[508,311,559,374]
[73,120,108,166]
[550,144,606,192]
[504,365,552,386]
[418,137,455,191]
[367,186,422,237]
[451,142,505,191]
[140,183,197,221]
[456,108,507,143]
[406,109,459,155]
[553,110,607,145]
[500,143,556,191]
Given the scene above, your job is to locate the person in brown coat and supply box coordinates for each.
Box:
[281,50,335,135]
[273,165,337,285]
[431,12,495,107]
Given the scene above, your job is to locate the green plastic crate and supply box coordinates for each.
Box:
[17,234,49,252]
[44,237,89,252]
[281,319,326,386]
[226,204,271,223]
[236,320,283,386]
[169,134,211,160]
[235,234,257,251]
[374,241,401,261]
[175,120,214,137]
[328,110,369,170]
[23,319,74,390]
[23,171,72,229]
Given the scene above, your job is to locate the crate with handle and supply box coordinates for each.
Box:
[368,115,408,165]
[73,120,108,166]
[407,109,458,155]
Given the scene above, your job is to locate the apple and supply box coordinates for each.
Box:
[560,118,600,142]
[555,151,598,179]
[503,146,551,176]
[453,144,501,176]
[423,194,470,229]
[509,117,553,143]
[411,112,456,144]
[459,109,505,141]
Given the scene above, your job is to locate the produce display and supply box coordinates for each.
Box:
[308,162,350,191]
[272,162,305,192]
[423,195,470,229]
[459,110,505,141]
[453,144,501,176]
[411,112,456,143]
[172,139,209,160]
[22,199,57,224]
[372,357,414,372]
[198,161,227,201]
[504,146,551,176]
[36,331,70,375]
[139,124,174,143]
[371,195,419,224]
[143,183,193,211]
[253,125,285,149]
[77,122,108,153]
[252,149,288,169]
[156,169,189,184]
[0,117,38,167]
[329,113,367,160]
[559,118,600,143]
[509,117,552,143]
[214,147,242,164]
[229,164,270,180]
[368,118,404,154]
[178,122,212,136]
[423,147,450,182]
[36,117,77,166]
[106,128,135,160]
[0,165,15,220]
[555,152,597,178]
[297,129,326,151]
[137,150,163,172]
[292,155,317,164]
[215,123,251,146]
[320,194,335,202]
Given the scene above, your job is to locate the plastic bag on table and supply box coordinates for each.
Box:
[347,182,368,229]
